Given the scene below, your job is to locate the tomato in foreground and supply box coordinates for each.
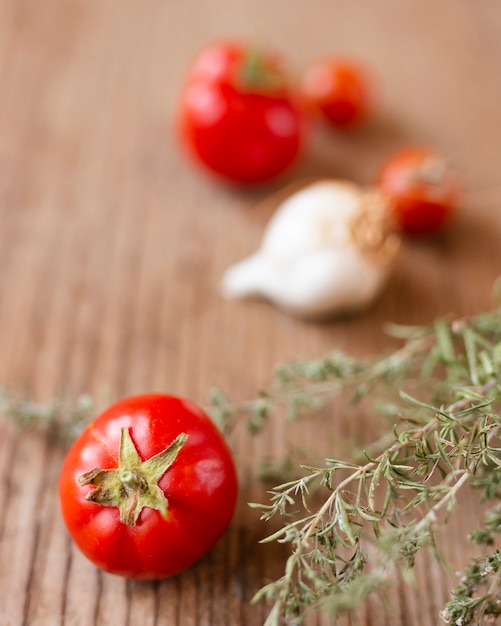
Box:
[299,58,371,128]
[59,394,238,580]
[179,40,305,183]
[377,147,459,236]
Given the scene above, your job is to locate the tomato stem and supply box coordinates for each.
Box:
[238,48,285,92]
[78,428,188,526]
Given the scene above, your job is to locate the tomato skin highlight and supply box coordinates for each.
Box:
[179,40,305,183]
[59,394,238,580]
[300,58,371,128]
[377,147,459,236]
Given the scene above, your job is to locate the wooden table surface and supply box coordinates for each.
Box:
[2,1,501,624]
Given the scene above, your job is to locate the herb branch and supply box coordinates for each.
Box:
[209,307,501,625]
[0,389,94,446]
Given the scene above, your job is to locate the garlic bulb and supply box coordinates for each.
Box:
[220,179,400,319]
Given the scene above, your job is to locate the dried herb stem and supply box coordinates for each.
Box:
[239,308,501,625]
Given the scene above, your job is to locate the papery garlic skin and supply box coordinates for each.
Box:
[220,180,400,319]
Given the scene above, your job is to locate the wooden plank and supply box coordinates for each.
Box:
[1,0,501,624]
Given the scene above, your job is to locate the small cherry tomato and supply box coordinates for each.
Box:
[59,394,238,580]
[299,58,371,128]
[179,40,306,183]
[377,147,459,236]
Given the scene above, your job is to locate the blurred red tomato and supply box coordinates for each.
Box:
[378,147,459,236]
[300,58,371,128]
[179,40,306,183]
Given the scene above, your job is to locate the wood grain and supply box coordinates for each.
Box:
[1,0,501,624]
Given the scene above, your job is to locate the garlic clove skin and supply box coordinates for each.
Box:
[221,247,390,318]
[220,180,400,319]
[260,180,362,259]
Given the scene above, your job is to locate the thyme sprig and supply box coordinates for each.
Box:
[209,332,432,439]
[209,307,501,624]
[209,311,501,440]
[0,388,94,446]
[252,383,500,625]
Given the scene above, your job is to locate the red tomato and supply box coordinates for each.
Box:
[59,394,238,580]
[179,40,305,183]
[378,147,459,236]
[300,58,371,127]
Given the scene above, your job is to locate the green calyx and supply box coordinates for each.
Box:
[239,48,286,93]
[78,427,188,526]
